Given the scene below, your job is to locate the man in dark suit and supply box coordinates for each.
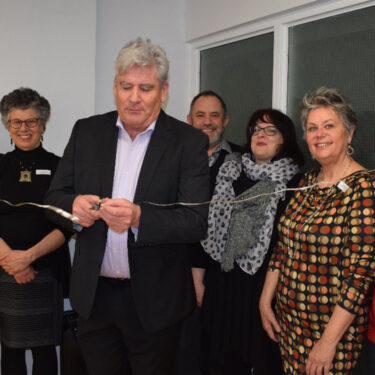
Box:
[45,38,209,375]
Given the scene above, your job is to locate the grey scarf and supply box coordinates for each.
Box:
[201,153,299,275]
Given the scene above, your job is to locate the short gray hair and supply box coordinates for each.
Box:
[300,87,357,136]
[114,37,169,86]
[0,87,50,130]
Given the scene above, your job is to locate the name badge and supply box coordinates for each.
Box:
[337,180,349,192]
[36,169,51,175]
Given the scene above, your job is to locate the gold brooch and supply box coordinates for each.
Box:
[19,170,32,182]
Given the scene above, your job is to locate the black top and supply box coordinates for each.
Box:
[0,146,70,291]
[227,140,244,154]
[232,171,302,274]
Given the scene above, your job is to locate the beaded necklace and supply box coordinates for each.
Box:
[287,158,352,258]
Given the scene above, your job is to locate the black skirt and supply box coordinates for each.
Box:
[0,268,63,348]
[201,258,283,375]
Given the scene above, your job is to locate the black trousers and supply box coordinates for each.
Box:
[1,343,57,375]
[175,307,202,375]
[78,277,182,375]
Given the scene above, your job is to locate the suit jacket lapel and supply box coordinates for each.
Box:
[134,110,170,203]
[101,111,119,198]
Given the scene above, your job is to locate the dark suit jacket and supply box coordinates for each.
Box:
[45,110,210,332]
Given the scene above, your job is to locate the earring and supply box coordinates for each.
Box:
[10,138,13,145]
[41,134,44,142]
[346,143,354,156]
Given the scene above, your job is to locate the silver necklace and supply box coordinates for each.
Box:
[287,158,352,258]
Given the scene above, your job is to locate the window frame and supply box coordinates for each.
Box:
[188,0,375,113]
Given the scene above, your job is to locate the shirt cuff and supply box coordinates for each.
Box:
[131,227,138,241]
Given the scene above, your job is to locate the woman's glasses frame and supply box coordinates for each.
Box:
[8,118,40,129]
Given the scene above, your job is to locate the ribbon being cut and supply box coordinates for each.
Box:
[2,170,373,231]
[0,198,79,223]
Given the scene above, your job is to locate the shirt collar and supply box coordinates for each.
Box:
[216,139,232,154]
[209,139,232,167]
[116,116,156,137]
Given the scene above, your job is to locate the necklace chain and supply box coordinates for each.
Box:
[286,158,352,258]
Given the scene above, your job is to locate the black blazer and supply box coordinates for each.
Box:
[46,110,210,332]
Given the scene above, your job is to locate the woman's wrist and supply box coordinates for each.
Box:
[259,295,273,309]
[26,249,36,264]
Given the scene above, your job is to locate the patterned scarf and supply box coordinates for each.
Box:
[201,153,299,275]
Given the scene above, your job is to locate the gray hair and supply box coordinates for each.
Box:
[114,37,169,86]
[300,87,357,136]
[0,87,50,130]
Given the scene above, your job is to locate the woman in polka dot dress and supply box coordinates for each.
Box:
[260,87,375,375]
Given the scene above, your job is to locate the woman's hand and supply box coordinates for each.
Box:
[259,302,281,342]
[192,267,206,307]
[2,229,66,276]
[305,305,355,375]
[306,338,335,375]
[259,270,281,342]
[0,238,12,264]
[1,250,34,275]
[194,280,205,307]
[13,266,37,284]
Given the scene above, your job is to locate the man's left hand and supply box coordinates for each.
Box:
[99,198,141,233]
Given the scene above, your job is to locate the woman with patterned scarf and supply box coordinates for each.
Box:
[200,109,304,375]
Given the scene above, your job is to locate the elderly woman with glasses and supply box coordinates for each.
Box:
[0,87,70,375]
[200,109,304,374]
[260,87,375,375]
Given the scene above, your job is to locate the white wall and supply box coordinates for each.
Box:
[0,0,96,156]
[185,0,320,41]
[184,0,374,107]
[0,0,187,151]
[0,1,96,371]
[95,0,188,121]
[3,0,343,153]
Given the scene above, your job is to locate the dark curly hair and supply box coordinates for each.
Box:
[244,108,304,167]
[0,87,50,130]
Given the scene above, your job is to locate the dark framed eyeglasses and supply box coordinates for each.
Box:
[251,125,280,136]
[8,118,40,129]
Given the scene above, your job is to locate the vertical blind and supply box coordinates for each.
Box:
[287,6,375,170]
[200,33,274,147]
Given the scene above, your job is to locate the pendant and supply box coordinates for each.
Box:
[19,170,32,182]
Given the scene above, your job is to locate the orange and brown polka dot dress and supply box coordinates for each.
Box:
[269,169,375,375]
